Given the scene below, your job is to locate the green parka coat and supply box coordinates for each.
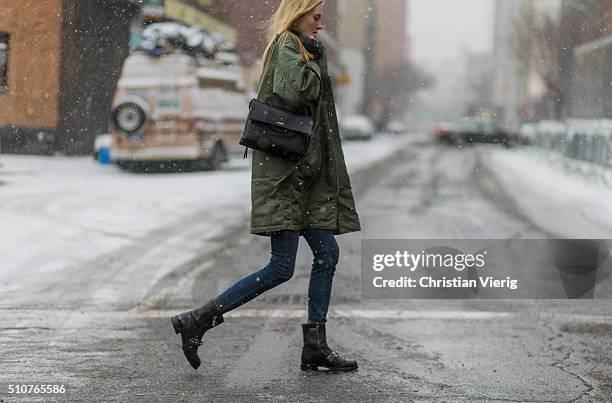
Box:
[250,32,361,236]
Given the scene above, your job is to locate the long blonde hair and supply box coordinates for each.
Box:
[261,0,323,69]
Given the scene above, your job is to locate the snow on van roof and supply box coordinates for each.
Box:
[139,22,234,57]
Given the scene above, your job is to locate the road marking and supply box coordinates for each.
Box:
[213,309,513,320]
[2,308,612,324]
[142,308,612,323]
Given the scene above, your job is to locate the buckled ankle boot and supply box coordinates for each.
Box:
[301,322,358,372]
[171,299,224,369]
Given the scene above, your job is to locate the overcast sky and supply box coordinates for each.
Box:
[406,0,495,120]
[408,0,494,66]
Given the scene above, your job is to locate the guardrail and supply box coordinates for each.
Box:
[527,119,612,186]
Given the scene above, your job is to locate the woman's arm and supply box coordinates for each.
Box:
[272,38,321,110]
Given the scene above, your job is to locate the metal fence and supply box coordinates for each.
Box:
[530,119,612,186]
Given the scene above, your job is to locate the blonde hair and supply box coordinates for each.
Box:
[261,0,323,69]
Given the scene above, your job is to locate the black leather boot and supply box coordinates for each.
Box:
[170,299,224,369]
[301,322,358,372]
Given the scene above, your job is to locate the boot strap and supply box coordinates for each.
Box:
[326,350,340,363]
[188,337,203,347]
[211,315,222,327]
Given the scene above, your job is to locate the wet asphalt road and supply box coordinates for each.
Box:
[1,140,612,402]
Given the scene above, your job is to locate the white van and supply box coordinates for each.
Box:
[110,53,248,171]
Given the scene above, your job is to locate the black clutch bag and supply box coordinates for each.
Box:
[240,99,313,161]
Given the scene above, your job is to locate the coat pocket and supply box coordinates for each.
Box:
[252,150,301,183]
[251,178,286,228]
[251,176,305,231]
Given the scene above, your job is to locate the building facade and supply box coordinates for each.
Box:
[491,0,611,123]
[0,0,140,155]
[216,0,339,66]
[213,0,340,92]
[560,0,611,119]
[359,0,410,127]
[491,0,523,129]
[375,0,410,126]
[336,0,369,116]
[0,1,63,154]
[516,0,563,121]
[137,0,341,93]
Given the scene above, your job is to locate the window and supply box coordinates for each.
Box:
[0,33,9,91]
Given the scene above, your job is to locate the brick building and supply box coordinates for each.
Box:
[213,0,340,90]
[362,0,410,127]
[335,0,369,116]
[372,0,409,76]
[0,0,140,155]
[0,1,62,154]
[215,0,338,66]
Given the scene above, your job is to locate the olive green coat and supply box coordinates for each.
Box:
[250,32,361,235]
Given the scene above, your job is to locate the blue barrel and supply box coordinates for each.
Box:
[98,147,112,164]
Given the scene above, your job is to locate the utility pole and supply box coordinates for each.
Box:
[57,0,141,155]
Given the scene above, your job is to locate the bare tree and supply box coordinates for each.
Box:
[513,2,562,119]
[377,62,434,126]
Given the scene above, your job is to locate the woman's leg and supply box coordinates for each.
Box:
[171,230,299,370]
[215,230,300,314]
[302,229,339,322]
[300,229,357,371]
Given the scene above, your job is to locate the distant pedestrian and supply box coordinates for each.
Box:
[170,0,360,372]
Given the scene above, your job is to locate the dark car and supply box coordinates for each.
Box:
[433,120,514,147]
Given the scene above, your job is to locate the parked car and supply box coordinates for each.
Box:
[518,123,538,145]
[431,122,453,142]
[110,53,248,172]
[385,119,409,134]
[433,120,513,147]
[340,115,376,140]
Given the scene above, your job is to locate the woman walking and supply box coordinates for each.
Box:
[171,0,361,371]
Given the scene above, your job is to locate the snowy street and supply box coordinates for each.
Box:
[0,134,414,298]
[2,0,611,400]
[1,134,612,401]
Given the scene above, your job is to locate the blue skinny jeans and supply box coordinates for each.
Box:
[215,229,340,322]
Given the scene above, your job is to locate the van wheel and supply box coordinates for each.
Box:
[207,144,226,170]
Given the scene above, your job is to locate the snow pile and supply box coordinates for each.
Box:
[482,148,612,238]
[0,134,414,280]
[137,22,235,60]
[537,120,567,135]
[567,119,612,136]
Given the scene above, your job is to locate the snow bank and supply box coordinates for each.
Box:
[481,148,612,238]
[0,133,415,279]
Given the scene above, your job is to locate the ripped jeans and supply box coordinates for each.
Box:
[215,229,340,322]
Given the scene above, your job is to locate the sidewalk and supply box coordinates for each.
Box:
[480,147,612,238]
